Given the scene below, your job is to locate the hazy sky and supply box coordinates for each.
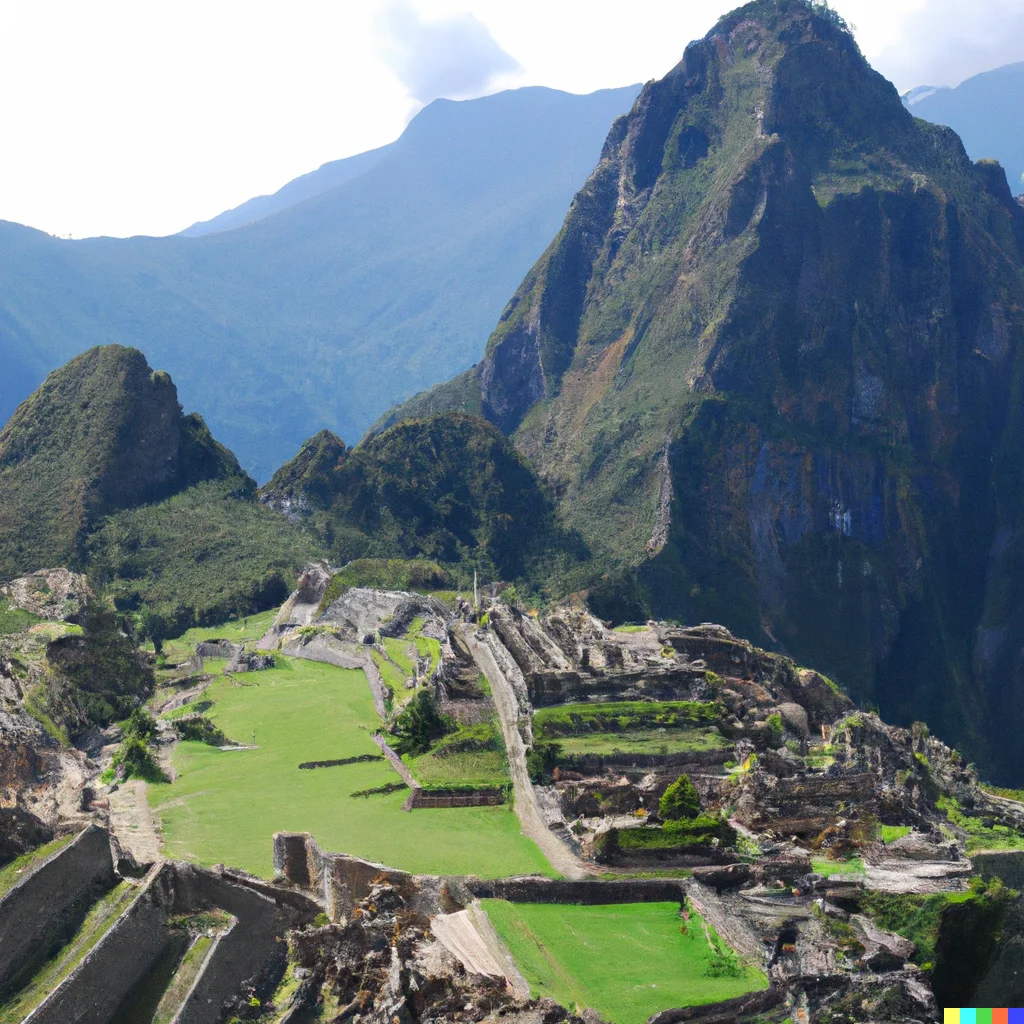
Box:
[0,0,1019,239]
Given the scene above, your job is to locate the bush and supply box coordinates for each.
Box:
[112,735,167,783]
[124,707,158,743]
[173,715,232,747]
[526,741,563,783]
[659,774,701,820]
[389,690,451,755]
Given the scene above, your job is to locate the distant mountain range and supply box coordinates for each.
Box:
[904,61,1024,193]
[0,83,640,480]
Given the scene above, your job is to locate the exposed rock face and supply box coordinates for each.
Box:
[381,0,1024,784]
[2,569,90,621]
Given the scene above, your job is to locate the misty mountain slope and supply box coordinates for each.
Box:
[179,142,395,237]
[905,62,1024,194]
[0,83,640,480]
[384,0,1024,783]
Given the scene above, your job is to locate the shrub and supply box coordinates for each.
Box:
[112,735,167,783]
[659,774,701,820]
[389,690,451,755]
[526,741,563,783]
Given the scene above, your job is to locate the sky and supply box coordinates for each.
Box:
[0,0,1019,240]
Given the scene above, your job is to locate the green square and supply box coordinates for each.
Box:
[978,1010,994,1024]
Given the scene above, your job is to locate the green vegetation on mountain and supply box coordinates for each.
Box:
[0,346,323,636]
[385,0,1024,783]
[262,413,585,586]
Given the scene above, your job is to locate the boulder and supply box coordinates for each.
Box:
[691,863,753,891]
[2,568,90,621]
[776,702,810,738]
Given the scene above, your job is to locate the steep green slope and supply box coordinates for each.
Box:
[0,85,640,480]
[262,414,584,585]
[0,345,239,574]
[0,346,322,631]
[383,0,1024,783]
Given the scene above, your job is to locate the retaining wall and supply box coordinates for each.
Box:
[0,824,116,998]
[409,788,506,808]
[25,864,173,1024]
[464,877,688,904]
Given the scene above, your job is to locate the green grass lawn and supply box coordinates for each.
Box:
[812,856,865,877]
[482,901,767,1024]
[149,656,550,878]
[555,728,732,758]
[407,749,509,788]
[381,637,416,676]
[880,825,911,844]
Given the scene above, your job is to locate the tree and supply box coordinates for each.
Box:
[659,774,700,820]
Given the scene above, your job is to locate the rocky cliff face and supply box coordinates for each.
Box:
[384,0,1024,783]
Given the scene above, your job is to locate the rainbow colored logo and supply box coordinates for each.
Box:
[945,1011,1024,1023]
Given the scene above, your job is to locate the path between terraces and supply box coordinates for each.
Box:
[461,624,587,879]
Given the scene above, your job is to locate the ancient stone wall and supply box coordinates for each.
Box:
[170,865,313,1024]
[409,788,506,808]
[0,824,115,998]
[26,864,172,1024]
[464,877,688,904]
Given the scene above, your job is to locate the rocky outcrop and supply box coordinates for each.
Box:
[1,569,90,621]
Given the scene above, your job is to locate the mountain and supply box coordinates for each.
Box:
[0,346,321,633]
[178,143,394,237]
[0,84,640,481]
[381,0,1024,784]
[261,413,584,586]
[904,62,1024,195]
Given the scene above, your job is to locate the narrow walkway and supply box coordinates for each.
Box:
[371,734,421,810]
[462,624,587,879]
[107,779,162,864]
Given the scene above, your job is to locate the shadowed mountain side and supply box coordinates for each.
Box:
[375,0,1024,784]
[0,84,641,481]
[261,414,586,586]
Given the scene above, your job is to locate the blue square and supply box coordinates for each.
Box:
[1008,1008,1024,1024]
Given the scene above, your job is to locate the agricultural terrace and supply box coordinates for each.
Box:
[149,655,550,878]
[481,900,768,1024]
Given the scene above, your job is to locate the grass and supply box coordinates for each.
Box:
[413,635,441,676]
[981,783,1024,803]
[0,601,42,635]
[407,749,509,788]
[880,825,911,844]
[482,901,767,1024]
[0,881,136,1023]
[149,656,551,878]
[859,888,979,966]
[0,834,75,899]
[612,624,650,633]
[812,856,865,877]
[370,650,408,695]
[533,701,723,738]
[938,795,1024,853]
[381,637,416,677]
[555,728,731,758]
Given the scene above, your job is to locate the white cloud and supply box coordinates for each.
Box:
[375,3,520,104]
[0,0,1018,239]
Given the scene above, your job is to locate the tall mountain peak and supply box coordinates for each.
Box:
[383,0,1024,781]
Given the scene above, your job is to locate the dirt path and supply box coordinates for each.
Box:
[462,625,587,879]
[107,779,162,864]
[430,903,530,997]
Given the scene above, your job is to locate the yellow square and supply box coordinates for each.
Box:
[944,1011,960,1024]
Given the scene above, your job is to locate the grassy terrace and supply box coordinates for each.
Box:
[554,728,732,758]
[482,900,767,1024]
[150,656,550,878]
[534,701,723,738]
[0,881,136,1023]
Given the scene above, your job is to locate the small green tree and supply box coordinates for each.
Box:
[390,690,450,755]
[659,774,700,820]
